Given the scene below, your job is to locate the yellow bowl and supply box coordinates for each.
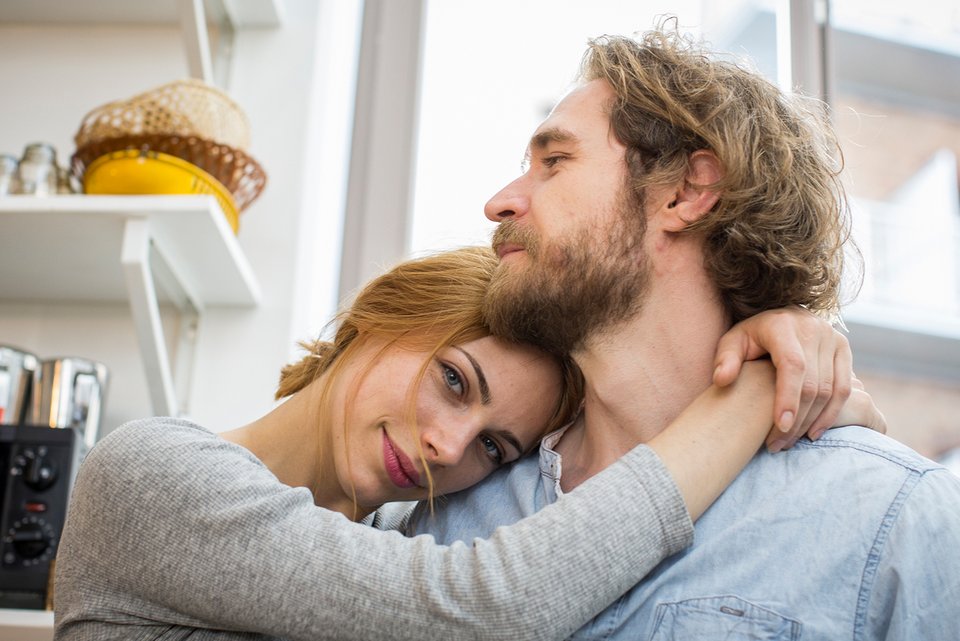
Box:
[82,149,239,234]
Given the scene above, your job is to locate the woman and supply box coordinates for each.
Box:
[54,247,877,641]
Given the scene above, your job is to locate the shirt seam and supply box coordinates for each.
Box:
[852,467,923,640]
[793,431,940,474]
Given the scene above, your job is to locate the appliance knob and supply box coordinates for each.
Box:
[23,453,58,491]
[11,522,51,559]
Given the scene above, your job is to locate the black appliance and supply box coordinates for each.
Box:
[0,424,81,609]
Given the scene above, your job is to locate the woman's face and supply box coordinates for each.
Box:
[328,335,564,512]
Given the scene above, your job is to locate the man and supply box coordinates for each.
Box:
[408,25,960,639]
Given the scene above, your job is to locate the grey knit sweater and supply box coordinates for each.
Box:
[53,417,692,641]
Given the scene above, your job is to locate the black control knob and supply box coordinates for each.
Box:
[22,452,57,491]
[11,522,50,559]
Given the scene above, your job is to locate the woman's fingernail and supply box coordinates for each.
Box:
[778,411,795,433]
[769,438,788,453]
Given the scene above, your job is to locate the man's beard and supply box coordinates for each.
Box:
[484,192,650,356]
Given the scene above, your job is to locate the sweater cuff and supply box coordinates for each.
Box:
[621,444,695,555]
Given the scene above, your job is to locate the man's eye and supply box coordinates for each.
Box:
[441,363,465,397]
[542,155,566,168]
[479,434,504,465]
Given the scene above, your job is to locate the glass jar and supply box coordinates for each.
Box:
[15,142,58,196]
[0,154,18,196]
[56,165,80,194]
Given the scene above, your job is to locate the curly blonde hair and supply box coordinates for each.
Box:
[580,23,857,321]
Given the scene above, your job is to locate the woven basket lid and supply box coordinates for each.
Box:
[74,79,251,151]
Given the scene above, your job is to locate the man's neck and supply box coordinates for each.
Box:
[556,277,729,490]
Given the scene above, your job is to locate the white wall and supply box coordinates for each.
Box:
[0,0,361,434]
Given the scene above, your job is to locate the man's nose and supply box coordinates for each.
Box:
[421,422,473,468]
[484,177,529,222]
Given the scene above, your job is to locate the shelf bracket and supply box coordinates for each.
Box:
[121,218,182,417]
[179,0,214,84]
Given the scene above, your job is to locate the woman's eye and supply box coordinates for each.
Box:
[479,434,504,466]
[441,363,465,397]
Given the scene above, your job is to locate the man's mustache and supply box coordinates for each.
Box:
[491,221,539,258]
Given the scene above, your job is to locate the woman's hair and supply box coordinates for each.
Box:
[579,21,857,322]
[275,246,583,504]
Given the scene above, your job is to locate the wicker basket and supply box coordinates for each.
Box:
[72,134,266,212]
[82,149,240,234]
[74,79,251,151]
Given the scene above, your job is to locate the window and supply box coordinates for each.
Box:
[410,0,711,253]
[830,0,960,323]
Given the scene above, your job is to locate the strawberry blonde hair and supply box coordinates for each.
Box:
[276,246,582,508]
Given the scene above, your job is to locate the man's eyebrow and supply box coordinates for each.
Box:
[530,126,579,151]
[453,346,490,405]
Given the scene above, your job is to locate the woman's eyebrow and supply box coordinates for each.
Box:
[493,429,524,458]
[453,346,490,405]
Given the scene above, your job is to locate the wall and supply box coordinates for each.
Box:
[0,0,361,434]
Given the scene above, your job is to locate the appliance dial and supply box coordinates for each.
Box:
[18,447,58,491]
[5,517,55,562]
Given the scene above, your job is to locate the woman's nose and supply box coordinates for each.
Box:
[421,422,473,468]
[484,176,529,222]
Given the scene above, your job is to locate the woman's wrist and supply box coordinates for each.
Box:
[647,360,775,520]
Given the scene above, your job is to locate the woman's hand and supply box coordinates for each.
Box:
[648,360,885,521]
[831,376,887,435]
[711,307,856,451]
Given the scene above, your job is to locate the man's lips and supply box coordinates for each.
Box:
[382,431,421,489]
[495,243,525,260]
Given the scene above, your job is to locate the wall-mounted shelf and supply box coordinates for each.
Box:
[0,195,261,416]
[0,0,285,87]
[0,0,284,28]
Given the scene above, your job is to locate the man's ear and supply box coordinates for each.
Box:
[662,150,723,232]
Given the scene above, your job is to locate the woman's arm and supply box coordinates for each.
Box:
[650,360,775,520]
[653,360,885,520]
[55,419,689,641]
[56,360,862,641]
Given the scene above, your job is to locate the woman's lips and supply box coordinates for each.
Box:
[382,431,421,489]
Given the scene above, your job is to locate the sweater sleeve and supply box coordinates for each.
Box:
[55,418,692,641]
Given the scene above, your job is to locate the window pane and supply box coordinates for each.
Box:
[831,1,960,320]
[411,1,706,253]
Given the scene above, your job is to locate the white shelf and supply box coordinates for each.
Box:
[0,0,284,28]
[0,194,261,416]
[0,195,259,307]
[0,609,53,641]
[0,0,285,87]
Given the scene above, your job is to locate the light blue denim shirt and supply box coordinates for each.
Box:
[407,426,960,640]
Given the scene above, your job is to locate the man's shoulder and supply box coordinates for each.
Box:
[727,425,960,522]
[406,451,545,542]
[802,425,946,475]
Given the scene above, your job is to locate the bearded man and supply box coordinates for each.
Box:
[407,26,960,640]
